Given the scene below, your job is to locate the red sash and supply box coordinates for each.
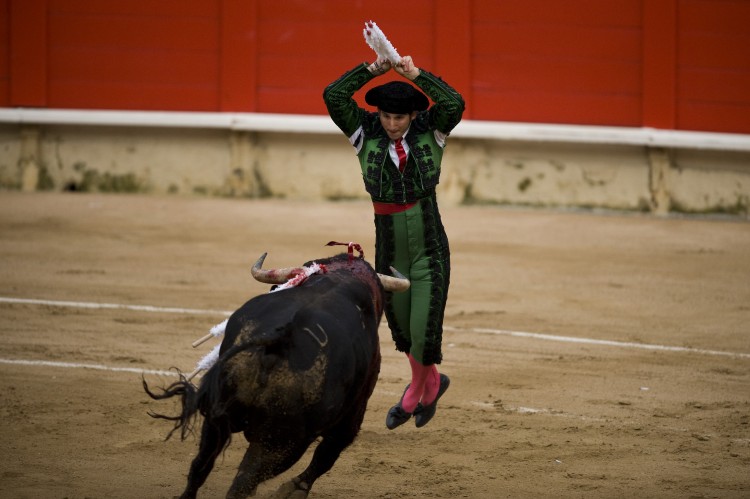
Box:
[372,201,417,215]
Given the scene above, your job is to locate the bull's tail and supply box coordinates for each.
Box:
[142,373,200,441]
[144,335,284,445]
[142,343,250,444]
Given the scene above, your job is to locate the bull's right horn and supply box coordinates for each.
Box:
[251,253,304,284]
[378,266,410,293]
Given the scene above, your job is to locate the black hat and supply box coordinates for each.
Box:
[365,81,429,114]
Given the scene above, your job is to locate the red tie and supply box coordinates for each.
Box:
[395,137,407,173]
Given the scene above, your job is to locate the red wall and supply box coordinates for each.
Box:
[472,0,642,126]
[678,0,750,133]
[0,1,8,105]
[2,0,749,134]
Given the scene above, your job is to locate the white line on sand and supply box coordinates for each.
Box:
[1,296,748,378]
[0,358,177,377]
[0,296,232,316]
[443,326,750,359]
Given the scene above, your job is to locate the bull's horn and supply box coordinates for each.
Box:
[251,253,304,284]
[378,266,410,292]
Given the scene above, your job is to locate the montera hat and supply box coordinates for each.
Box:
[365,81,429,114]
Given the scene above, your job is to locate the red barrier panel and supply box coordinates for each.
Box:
[2,0,749,133]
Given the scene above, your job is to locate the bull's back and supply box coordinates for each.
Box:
[218,277,381,427]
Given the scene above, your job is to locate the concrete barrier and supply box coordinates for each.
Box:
[1,109,748,217]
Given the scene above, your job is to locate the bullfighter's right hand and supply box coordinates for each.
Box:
[394,55,420,81]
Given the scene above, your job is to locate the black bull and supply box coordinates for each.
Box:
[143,252,409,499]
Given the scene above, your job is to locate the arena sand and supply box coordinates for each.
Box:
[1,192,749,498]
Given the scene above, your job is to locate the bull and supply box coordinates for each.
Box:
[143,248,409,499]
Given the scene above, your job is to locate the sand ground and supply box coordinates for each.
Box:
[1,192,749,498]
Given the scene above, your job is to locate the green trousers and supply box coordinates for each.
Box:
[374,194,450,365]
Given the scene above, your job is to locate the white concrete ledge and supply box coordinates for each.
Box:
[1,107,749,152]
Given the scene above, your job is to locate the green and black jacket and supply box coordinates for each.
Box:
[323,63,465,203]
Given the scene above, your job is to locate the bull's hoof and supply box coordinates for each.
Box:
[226,479,258,499]
[272,478,309,499]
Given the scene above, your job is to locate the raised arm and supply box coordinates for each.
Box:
[394,56,465,134]
[323,57,392,137]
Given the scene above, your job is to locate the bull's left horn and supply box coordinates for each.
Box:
[378,266,410,292]
[251,253,304,284]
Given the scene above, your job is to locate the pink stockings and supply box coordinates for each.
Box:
[401,353,441,413]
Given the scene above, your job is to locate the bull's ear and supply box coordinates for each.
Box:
[378,267,410,292]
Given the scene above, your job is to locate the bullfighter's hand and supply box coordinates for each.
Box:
[368,56,392,76]
[394,55,420,81]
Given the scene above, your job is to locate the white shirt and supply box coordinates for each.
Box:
[349,126,448,158]
[388,128,412,169]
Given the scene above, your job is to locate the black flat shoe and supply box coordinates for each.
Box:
[386,384,412,430]
[414,374,450,428]
[386,404,412,430]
